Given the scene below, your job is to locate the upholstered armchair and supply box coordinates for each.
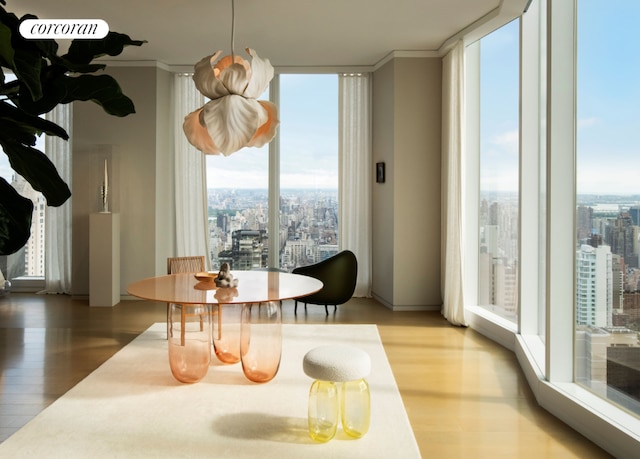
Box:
[292,250,357,315]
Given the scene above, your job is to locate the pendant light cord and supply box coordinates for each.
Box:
[230,0,236,61]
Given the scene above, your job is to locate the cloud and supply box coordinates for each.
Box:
[480,162,519,192]
[480,129,519,192]
[491,129,519,156]
[205,136,338,189]
[204,74,339,190]
[577,158,640,195]
[578,117,599,129]
[281,172,337,189]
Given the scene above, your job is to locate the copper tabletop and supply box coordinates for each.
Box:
[127,271,323,304]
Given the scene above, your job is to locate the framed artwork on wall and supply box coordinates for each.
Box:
[376,162,385,183]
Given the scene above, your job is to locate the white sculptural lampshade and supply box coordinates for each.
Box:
[182,0,279,156]
[183,48,279,156]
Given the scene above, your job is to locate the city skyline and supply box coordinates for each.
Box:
[206,186,338,272]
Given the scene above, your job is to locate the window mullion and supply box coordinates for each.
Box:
[545,0,576,383]
[520,2,542,336]
[268,75,281,269]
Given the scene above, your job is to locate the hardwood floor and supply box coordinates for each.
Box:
[0,293,612,457]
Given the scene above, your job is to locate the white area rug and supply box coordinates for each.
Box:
[0,324,420,458]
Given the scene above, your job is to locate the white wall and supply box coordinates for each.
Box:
[72,66,174,298]
[371,60,395,306]
[71,60,442,308]
[372,57,442,310]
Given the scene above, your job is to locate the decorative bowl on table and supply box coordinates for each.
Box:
[194,272,217,282]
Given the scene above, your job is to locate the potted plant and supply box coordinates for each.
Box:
[0,0,144,255]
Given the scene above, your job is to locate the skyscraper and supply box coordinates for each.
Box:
[576,244,613,328]
[577,205,594,241]
[607,213,639,269]
[7,175,45,278]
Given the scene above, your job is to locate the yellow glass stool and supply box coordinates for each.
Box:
[303,345,371,442]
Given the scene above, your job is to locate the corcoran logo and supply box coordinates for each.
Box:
[19,19,109,39]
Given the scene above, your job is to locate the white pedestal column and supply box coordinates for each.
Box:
[90,213,120,306]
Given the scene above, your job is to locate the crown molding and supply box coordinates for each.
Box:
[274,65,374,75]
[439,0,530,55]
[373,50,439,71]
[96,60,374,75]
[95,59,175,72]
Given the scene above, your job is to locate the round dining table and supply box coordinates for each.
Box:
[127,270,323,306]
[127,270,323,383]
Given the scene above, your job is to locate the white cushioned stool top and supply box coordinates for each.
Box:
[303,345,371,381]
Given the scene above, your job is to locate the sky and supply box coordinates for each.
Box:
[0,73,339,190]
[4,2,639,194]
[480,0,640,196]
[205,73,338,189]
[575,0,640,195]
[479,18,520,193]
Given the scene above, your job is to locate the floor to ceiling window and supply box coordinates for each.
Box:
[478,19,520,323]
[576,0,640,416]
[205,75,338,271]
[279,74,338,270]
[466,0,640,454]
[205,125,269,271]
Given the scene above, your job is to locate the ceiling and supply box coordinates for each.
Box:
[8,0,519,68]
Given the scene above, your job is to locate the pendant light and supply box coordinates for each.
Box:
[183,0,279,156]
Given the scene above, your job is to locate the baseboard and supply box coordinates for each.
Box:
[371,292,440,312]
[71,294,142,303]
[465,305,517,352]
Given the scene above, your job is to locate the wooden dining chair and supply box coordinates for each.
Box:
[166,256,206,340]
[167,256,206,276]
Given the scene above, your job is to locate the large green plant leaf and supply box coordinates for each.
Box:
[31,38,59,61]
[0,21,14,68]
[0,177,34,255]
[65,32,146,64]
[0,101,69,140]
[0,2,143,255]
[49,54,106,74]
[1,139,71,206]
[15,73,67,115]
[12,49,42,100]
[1,11,44,101]
[60,74,135,116]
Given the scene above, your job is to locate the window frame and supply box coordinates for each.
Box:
[463,0,640,455]
[207,72,340,270]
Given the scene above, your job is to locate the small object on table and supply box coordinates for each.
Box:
[303,345,371,442]
[194,272,217,282]
[215,263,239,288]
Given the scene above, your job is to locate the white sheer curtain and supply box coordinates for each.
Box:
[441,41,468,326]
[39,103,72,294]
[174,73,211,268]
[338,73,372,297]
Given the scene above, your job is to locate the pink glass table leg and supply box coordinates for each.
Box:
[212,303,242,364]
[240,301,282,383]
[168,303,211,383]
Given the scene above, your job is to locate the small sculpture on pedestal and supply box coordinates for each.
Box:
[101,159,110,213]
